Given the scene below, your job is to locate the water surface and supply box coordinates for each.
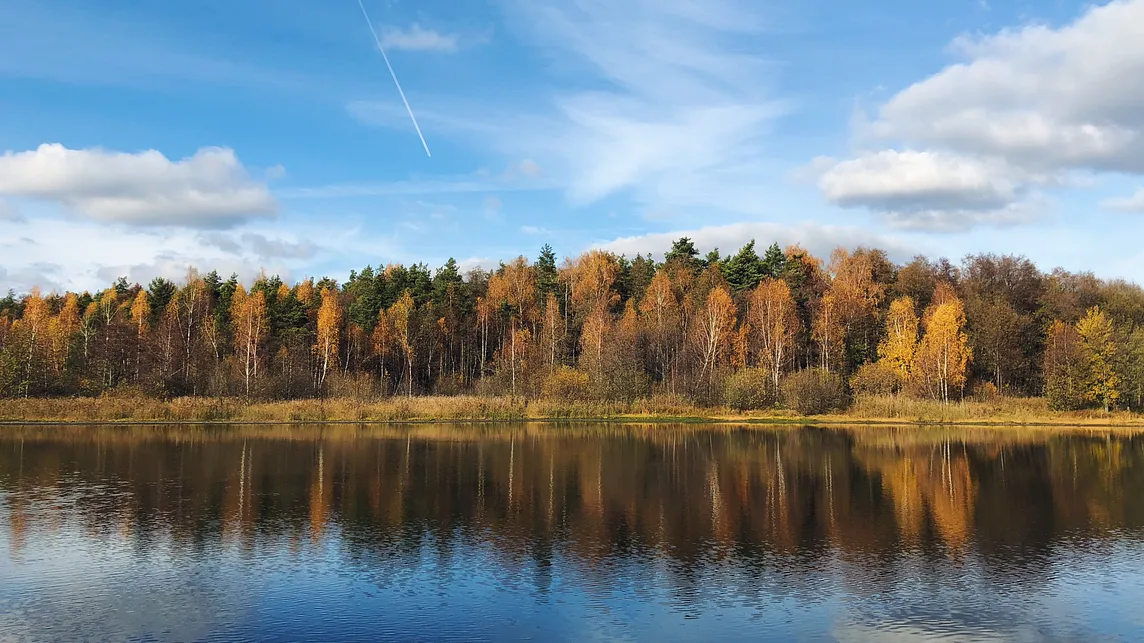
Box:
[2,424,1143,641]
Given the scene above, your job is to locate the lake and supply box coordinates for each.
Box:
[1,424,1143,641]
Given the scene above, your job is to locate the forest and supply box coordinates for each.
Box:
[2,238,1143,415]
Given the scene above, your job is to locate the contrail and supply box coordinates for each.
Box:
[355,0,432,157]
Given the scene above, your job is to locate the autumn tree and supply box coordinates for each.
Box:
[812,294,843,373]
[231,285,269,396]
[640,270,681,390]
[1076,307,1120,411]
[314,287,342,392]
[1044,320,1086,411]
[487,257,536,396]
[49,293,80,381]
[913,293,971,403]
[690,285,737,394]
[748,278,799,390]
[569,250,620,316]
[371,307,392,394]
[541,291,564,367]
[826,247,886,369]
[16,288,50,395]
[878,297,919,382]
[387,290,416,396]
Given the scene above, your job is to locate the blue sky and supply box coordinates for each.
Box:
[2,0,1143,292]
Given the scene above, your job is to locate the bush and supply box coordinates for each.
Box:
[541,367,591,401]
[781,368,848,415]
[724,368,778,410]
[970,380,1000,402]
[849,362,901,397]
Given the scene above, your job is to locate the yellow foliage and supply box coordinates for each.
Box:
[913,294,971,403]
[1076,306,1120,411]
[878,296,918,379]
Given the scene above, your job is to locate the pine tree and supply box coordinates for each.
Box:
[722,240,764,292]
[761,242,786,279]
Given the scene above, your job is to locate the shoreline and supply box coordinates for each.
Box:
[2,395,1143,429]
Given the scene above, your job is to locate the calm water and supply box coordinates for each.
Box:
[2,424,1143,642]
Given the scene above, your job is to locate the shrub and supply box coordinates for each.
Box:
[849,362,901,397]
[541,367,591,401]
[590,364,652,402]
[724,368,778,410]
[970,380,1000,402]
[781,368,848,415]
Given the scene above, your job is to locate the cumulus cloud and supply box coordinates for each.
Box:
[821,0,1144,230]
[871,0,1144,172]
[816,150,1046,230]
[594,221,922,264]
[380,24,460,52]
[0,144,277,227]
[819,150,1024,212]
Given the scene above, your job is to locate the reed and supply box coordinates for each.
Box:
[2,393,1142,426]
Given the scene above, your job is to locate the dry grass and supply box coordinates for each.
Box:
[835,394,1144,426]
[0,395,527,423]
[1,392,1142,427]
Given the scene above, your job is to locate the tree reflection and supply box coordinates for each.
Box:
[2,424,1143,595]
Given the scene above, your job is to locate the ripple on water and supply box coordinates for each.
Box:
[1,425,1144,641]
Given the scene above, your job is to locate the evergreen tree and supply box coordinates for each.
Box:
[704,248,723,267]
[146,278,178,324]
[664,237,700,271]
[536,245,559,298]
[722,240,765,292]
[761,242,786,278]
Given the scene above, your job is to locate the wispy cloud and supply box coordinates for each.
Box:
[380,24,461,52]
[276,175,559,199]
[349,0,788,222]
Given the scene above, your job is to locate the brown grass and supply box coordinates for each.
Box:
[833,394,1144,426]
[1,392,1142,427]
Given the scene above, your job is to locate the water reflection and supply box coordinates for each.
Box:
[2,424,1143,641]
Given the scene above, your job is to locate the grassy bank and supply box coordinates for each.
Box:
[1,394,1143,427]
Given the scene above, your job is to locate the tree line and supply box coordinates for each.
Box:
[2,239,1143,412]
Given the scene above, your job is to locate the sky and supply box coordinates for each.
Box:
[2,0,1144,293]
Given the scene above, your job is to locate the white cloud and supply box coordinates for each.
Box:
[198,231,317,260]
[872,0,1144,172]
[0,215,352,293]
[816,150,1048,230]
[1103,189,1144,212]
[352,1,787,221]
[594,221,922,264]
[822,0,1144,230]
[380,24,459,52]
[0,144,276,227]
[819,150,1024,212]
[277,174,558,199]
